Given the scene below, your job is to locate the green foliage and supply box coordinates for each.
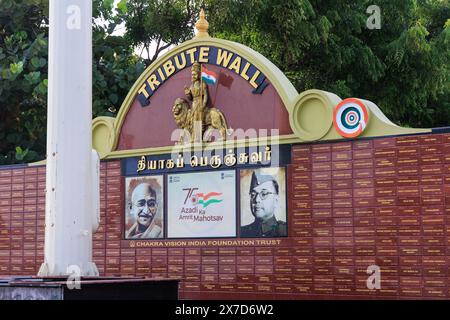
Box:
[0,0,143,164]
[92,0,145,116]
[0,0,49,164]
[1,0,449,165]
[15,146,38,162]
[124,0,196,65]
[206,0,449,128]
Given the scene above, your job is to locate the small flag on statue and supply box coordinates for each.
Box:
[201,66,218,85]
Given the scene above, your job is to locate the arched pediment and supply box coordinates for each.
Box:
[93,22,429,159]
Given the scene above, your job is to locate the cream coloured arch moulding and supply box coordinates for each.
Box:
[92,35,429,160]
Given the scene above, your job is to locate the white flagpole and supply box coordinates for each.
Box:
[39,0,98,276]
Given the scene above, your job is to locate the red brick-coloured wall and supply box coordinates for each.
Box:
[290,134,450,299]
[0,166,46,275]
[1,132,450,299]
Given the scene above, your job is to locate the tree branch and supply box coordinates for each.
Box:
[145,44,151,63]
[151,42,172,63]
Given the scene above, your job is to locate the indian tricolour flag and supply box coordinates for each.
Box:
[196,192,222,208]
[201,66,218,85]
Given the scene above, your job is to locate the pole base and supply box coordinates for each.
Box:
[38,262,99,277]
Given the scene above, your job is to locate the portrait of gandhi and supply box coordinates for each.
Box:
[125,176,164,239]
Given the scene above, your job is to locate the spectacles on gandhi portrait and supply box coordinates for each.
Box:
[133,199,157,208]
[250,191,275,201]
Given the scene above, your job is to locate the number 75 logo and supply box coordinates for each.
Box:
[183,188,199,205]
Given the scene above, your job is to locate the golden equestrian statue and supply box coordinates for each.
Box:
[172,62,232,144]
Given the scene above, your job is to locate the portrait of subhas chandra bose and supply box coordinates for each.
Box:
[240,168,287,238]
[125,176,164,239]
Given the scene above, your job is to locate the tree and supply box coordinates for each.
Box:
[204,0,450,128]
[0,0,49,164]
[1,0,449,164]
[92,0,146,116]
[124,0,197,65]
[0,0,144,164]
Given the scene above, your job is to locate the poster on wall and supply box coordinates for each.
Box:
[240,167,287,238]
[124,175,164,239]
[167,170,236,238]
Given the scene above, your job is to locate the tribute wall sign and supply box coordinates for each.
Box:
[2,10,450,300]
